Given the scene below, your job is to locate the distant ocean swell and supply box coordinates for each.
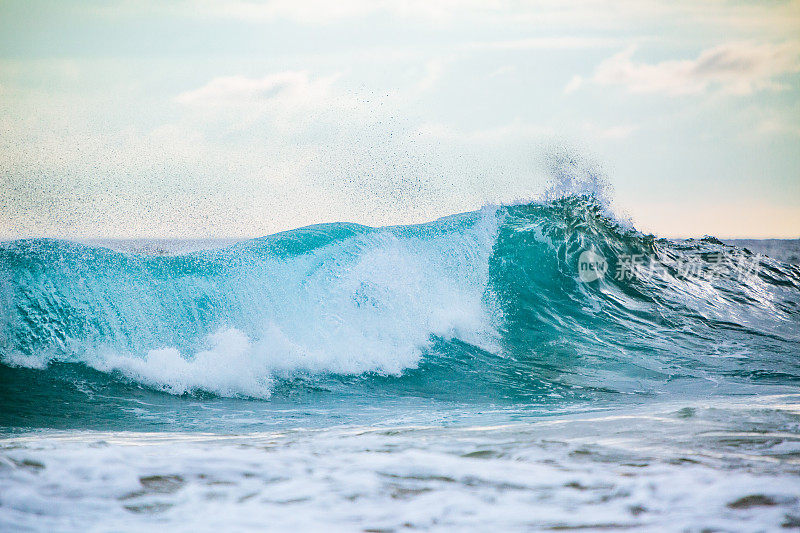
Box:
[1,196,799,402]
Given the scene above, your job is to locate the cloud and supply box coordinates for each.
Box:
[736,104,800,139]
[582,122,638,140]
[564,75,583,94]
[414,119,553,144]
[176,70,338,107]
[463,36,621,51]
[185,0,499,24]
[174,0,800,41]
[174,71,348,137]
[755,118,800,138]
[415,58,447,93]
[569,41,800,95]
[186,0,377,24]
[488,65,516,78]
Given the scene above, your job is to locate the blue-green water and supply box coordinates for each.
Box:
[2,197,800,530]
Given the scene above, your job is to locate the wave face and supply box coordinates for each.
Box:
[2,197,800,405]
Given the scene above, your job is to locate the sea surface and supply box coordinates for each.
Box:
[1,197,799,531]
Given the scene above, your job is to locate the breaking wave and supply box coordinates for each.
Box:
[2,197,799,401]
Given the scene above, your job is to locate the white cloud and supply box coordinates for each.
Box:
[582,122,638,140]
[756,118,800,137]
[488,65,516,78]
[564,75,583,94]
[570,41,800,96]
[188,0,375,24]
[176,0,800,41]
[737,105,800,139]
[415,58,447,93]
[176,70,338,107]
[174,71,348,136]
[463,36,621,51]
[415,119,553,144]
[186,0,501,24]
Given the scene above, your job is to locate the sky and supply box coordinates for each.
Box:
[1,0,798,239]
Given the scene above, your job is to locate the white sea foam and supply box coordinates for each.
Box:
[99,329,274,397]
[2,397,798,531]
[91,207,502,397]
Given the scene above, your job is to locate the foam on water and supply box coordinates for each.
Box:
[1,397,799,531]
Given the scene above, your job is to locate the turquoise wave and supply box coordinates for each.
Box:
[2,197,799,412]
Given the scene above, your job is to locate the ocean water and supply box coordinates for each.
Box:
[1,196,799,531]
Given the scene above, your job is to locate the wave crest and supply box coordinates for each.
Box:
[2,197,799,398]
